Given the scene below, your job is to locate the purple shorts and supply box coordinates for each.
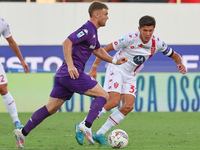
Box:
[50,72,98,100]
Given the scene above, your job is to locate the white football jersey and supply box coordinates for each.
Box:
[0,17,12,39]
[111,31,173,73]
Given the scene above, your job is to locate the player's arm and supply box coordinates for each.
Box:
[62,38,79,79]
[6,36,29,73]
[170,51,187,74]
[89,43,114,79]
[93,46,127,64]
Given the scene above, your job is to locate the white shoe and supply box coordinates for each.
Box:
[78,122,94,145]
[14,129,25,149]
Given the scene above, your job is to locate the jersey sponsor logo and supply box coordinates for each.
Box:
[114,82,119,88]
[133,55,145,65]
[114,41,118,45]
[138,44,150,49]
[76,31,85,38]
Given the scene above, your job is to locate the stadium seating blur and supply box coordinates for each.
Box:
[0,0,199,2]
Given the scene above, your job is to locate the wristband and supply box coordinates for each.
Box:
[112,58,117,64]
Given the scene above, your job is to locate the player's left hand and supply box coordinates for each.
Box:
[21,61,29,73]
[177,64,187,74]
[116,57,128,65]
[88,65,97,80]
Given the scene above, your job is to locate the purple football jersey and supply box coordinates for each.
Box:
[56,21,100,77]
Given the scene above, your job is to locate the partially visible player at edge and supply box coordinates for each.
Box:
[0,17,29,129]
[13,2,127,149]
[77,15,187,145]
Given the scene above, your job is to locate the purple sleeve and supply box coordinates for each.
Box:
[96,40,100,49]
[68,28,90,44]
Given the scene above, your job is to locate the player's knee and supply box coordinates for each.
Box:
[46,106,59,114]
[124,104,134,112]
[0,87,8,95]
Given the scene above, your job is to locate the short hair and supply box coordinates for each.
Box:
[139,15,156,28]
[88,1,108,18]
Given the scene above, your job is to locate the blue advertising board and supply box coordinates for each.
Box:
[0,45,199,72]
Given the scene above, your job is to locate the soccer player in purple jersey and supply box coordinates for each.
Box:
[13,1,127,149]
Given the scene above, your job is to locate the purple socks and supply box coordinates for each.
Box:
[23,105,51,135]
[85,96,107,125]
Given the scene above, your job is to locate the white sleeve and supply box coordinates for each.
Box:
[2,20,12,38]
[112,33,131,51]
[157,39,173,57]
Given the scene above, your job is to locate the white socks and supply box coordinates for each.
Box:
[96,109,125,135]
[97,107,107,119]
[82,107,107,124]
[2,91,19,123]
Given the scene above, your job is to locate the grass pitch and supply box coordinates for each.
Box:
[0,112,200,150]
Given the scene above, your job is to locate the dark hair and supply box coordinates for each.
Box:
[88,1,108,17]
[139,15,156,28]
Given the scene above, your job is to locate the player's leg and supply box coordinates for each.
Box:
[0,64,23,129]
[97,91,121,118]
[14,97,65,149]
[99,94,135,133]
[22,97,65,135]
[96,65,123,119]
[13,76,70,149]
[77,83,108,145]
[93,94,135,145]
[92,91,121,145]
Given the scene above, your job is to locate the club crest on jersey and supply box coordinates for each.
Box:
[114,82,119,88]
[133,55,145,65]
[77,31,85,38]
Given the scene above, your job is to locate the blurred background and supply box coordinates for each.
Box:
[0,0,200,3]
[0,0,199,113]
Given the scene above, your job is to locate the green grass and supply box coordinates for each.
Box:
[0,112,200,150]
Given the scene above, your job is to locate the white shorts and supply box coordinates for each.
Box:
[0,62,8,85]
[103,64,137,97]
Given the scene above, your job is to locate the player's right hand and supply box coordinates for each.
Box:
[68,65,79,79]
[21,61,29,73]
[116,57,128,65]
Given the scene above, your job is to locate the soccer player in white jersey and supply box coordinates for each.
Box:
[86,15,187,145]
[0,17,29,129]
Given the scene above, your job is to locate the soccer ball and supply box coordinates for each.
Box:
[108,129,129,149]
